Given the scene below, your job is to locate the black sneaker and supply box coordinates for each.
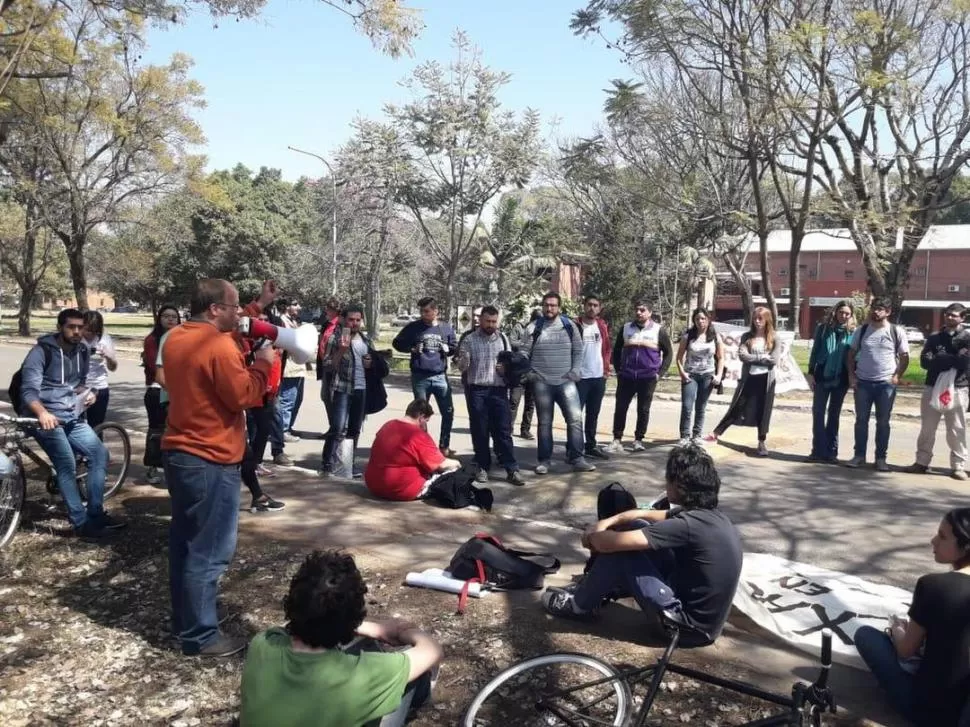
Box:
[95,513,128,531]
[585,448,610,460]
[506,470,526,486]
[273,453,294,466]
[251,496,285,513]
[75,522,112,541]
[541,589,597,621]
[519,430,535,440]
[193,633,247,657]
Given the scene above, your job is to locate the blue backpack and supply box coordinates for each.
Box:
[531,314,575,345]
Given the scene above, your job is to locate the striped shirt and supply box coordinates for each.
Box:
[521,315,584,384]
[457,329,510,386]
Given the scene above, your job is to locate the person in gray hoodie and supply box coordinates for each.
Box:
[19,308,125,538]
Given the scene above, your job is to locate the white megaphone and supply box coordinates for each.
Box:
[238,317,317,365]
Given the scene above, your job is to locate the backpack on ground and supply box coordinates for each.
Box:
[447,532,560,613]
[7,347,52,416]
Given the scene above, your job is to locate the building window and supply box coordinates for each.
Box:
[913,266,926,276]
[778,267,788,277]
[844,270,855,280]
[808,268,818,280]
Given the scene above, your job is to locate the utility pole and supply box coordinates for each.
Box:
[288,146,340,295]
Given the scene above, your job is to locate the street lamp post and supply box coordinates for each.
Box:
[288,145,339,296]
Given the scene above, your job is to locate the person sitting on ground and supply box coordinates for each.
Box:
[541,445,743,644]
[854,507,970,727]
[241,549,443,727]
[364,399,462,501]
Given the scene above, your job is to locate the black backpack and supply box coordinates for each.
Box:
[447,532,560,613]
[7,347,53,415]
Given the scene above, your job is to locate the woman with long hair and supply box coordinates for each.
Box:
[142,304,180,485]
[705,306,779,456]
[676,307,724,445]
[854,508,970,726]
[806,301,856,462]
[81,310,118,428]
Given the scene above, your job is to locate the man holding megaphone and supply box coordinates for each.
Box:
[162,279,276,658]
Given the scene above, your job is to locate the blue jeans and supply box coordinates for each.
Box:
[467,385,517,472]
[574,520,680,613]
[680,373,713,439]
[276,378,302,433]
[812,384,848,459]
[412,374,454,449]
[854,626,915,722]
[576,377,607,451]
[33,419,108,530]
[164,450,241,654]
[854,380,897,459]
[533,379,584,463]
[322,389,366,471]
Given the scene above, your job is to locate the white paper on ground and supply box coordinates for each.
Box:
[732,552,911,668]
[405,568,488,598]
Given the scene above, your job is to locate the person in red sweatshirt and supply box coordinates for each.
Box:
[575,295,612,460]
[162,278,274,658]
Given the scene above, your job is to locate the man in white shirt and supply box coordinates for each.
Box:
[574,295,611,460]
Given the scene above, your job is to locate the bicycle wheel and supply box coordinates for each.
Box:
[462,652,633,727]
[0,453,26,548]
[78,422,131,501]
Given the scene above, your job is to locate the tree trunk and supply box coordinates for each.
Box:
[66,234,89,311]
[17,291,32,336]
[788,235,803,337]
[723,249,754,324]
[757,229,776,322]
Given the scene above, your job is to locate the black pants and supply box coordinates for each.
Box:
[714,373,770,441]
[247,401,276,463]
[613,377,658,441]
[576,377,606,451]
[509,382,535,433]
[85,388,110,429]
[240,443,264,503]
[144,388,167,468]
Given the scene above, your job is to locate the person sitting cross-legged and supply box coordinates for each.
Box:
[241,550,443,727]
[542,445,743,644]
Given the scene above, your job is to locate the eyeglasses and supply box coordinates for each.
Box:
[160,314,179,320]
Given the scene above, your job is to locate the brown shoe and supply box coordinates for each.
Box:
[904,463,929,474]
[952,469,968,481]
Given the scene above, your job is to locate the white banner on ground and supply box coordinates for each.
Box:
[712,322,809,394]
[732,553,912,667]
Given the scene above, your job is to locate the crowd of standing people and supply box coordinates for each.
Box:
[8,282,970,726]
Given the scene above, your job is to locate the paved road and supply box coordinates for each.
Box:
[1,341,965,592]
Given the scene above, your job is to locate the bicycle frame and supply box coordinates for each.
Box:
[535,628,835,727]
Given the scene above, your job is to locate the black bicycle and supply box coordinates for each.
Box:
[0,413,131,547]
[462,612,837,726]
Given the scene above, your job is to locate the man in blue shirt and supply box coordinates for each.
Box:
[393,297,458,456]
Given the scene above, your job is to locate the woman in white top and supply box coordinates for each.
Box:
[675,307,724,445]
[81,310,117,428]
[706,306,780,456]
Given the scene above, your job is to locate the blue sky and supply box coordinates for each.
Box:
[143,0,629,180]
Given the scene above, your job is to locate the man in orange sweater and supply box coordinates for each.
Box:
[163,279,274,657]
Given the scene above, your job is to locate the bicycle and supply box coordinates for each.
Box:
[0,412,131,547]
[462,611,837,726]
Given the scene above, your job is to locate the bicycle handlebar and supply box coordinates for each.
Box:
[0,413,39,426]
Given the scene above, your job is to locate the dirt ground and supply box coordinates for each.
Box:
[0,482,876,727]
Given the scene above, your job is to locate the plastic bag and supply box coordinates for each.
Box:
[930,369,958,412]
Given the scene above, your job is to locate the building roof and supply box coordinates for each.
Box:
[740,225,970,253]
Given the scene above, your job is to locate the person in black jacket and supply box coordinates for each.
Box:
[906,303,970,481]
[392,297,458,457]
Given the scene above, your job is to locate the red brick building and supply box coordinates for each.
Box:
[714,226,970,337]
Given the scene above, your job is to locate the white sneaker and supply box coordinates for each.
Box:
[875,458,890,472]
[571,457,596,473]
[677,437,691,447]
[605,439,624,454]
[627,440,646,452]
[846,455,865,468]
[534,461,550,475]
[691,436,705,447]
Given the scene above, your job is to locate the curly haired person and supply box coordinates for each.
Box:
[241,550,443,726]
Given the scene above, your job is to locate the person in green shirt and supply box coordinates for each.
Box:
[240,550,443,726]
